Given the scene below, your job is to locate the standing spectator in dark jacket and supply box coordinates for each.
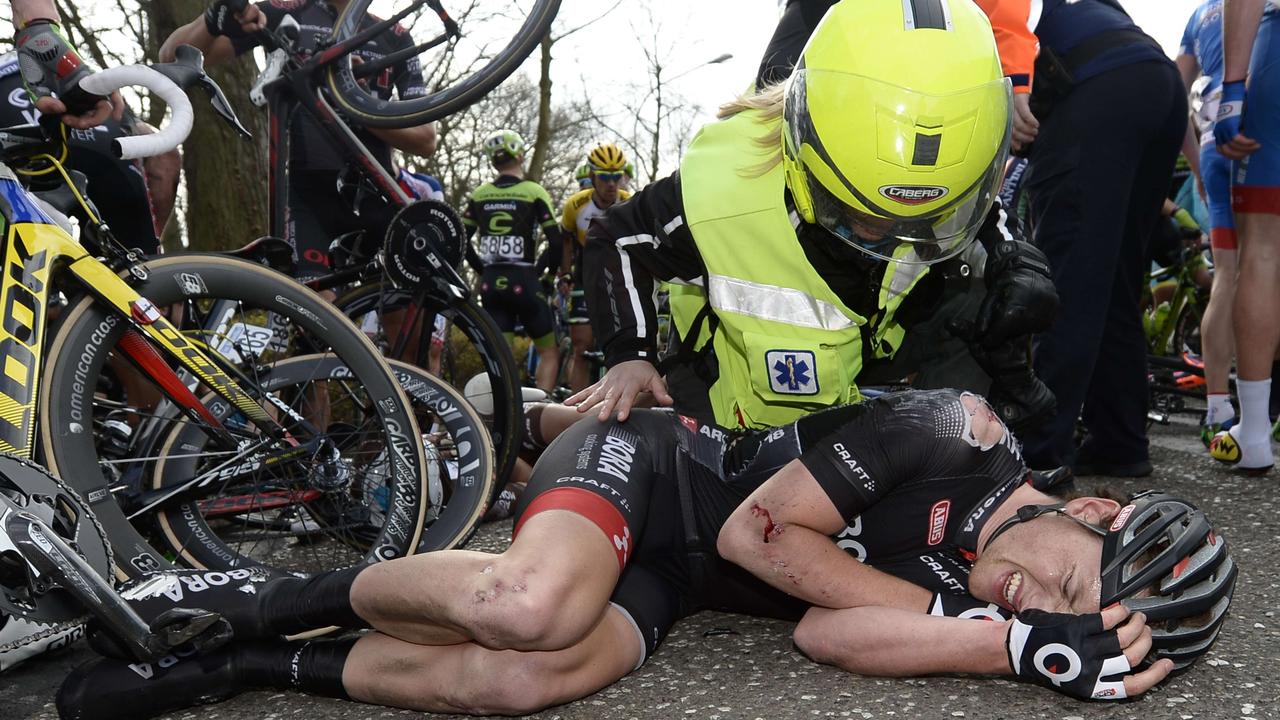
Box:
[976,0,1188,476]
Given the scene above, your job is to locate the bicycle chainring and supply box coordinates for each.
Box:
[0,454,112,623]
[382,200,466,288]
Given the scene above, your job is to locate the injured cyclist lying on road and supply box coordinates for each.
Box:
[56,389,1236,718]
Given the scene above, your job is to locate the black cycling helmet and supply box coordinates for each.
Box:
[983,490,1236,670]
[1099,491,1236,669]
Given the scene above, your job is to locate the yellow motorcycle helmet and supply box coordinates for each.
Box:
[782,0,1012,265]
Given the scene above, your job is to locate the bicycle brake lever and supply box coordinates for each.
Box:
[149,44,208,92]
[149,45,252,139]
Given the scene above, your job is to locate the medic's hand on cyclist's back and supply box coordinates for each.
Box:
[13,20,121,129]
[565,359,673,422]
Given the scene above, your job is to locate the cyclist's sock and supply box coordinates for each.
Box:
[236,637,357,699]
[522,402,550,453]
[117,566,368,641]
[1238,379,1273,445]
[257,565,369,636]
[56,638,356,720]
[1205,394,1236,427]
[1211,380,1272,469]
[118,568,277,639]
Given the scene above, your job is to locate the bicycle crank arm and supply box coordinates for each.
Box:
[3,507,148,657]
[4,507,232,661]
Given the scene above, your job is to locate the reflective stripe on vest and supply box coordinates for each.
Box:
[676,110,923,428]
[708,274,859,331]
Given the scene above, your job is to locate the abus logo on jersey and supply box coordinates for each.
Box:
[879,184,948,205]
[927,500,950,546]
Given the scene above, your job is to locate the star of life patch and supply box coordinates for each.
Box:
[766,349,818,395]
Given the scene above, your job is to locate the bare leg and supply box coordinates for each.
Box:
[1222,212,1280,467]
[343,604,641,715]
[535,342,560,394]
[1201,247,1237,396]
[351,509,621,650]
[569,324,594,393]
[1233,213,1280,380]
[542,401,585,438]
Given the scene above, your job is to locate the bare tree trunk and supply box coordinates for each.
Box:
[526,35,554,183]
[146,0,268,251]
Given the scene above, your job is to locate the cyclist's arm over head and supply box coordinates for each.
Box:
[159,0,267,64]
[717,392,1028,683]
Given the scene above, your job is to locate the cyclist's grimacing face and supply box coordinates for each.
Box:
[968,517,1105,615]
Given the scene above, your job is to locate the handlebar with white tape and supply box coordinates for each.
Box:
[77,66,194,160]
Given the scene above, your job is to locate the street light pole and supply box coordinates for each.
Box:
[650,52,733,180]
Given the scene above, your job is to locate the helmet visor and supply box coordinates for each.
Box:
[788,70,1012,266]
[806,157,1004,265]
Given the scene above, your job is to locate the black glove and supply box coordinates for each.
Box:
[13,20,100,115]
[1007,609,1132,700]
[928,592,1010,622]
[966,334,1056,433]
[205,0,252,39]
[976,239,1058,348]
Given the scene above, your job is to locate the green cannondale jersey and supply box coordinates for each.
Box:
[462,175,562,266]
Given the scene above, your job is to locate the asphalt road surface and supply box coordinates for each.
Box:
[4,420,1278,720]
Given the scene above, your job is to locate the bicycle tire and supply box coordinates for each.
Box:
[327,0,561,128]
[335,282,522,495]
[39,255,429,579]
[152,356,493,557]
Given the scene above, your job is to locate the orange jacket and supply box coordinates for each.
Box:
[973,0,1040,94]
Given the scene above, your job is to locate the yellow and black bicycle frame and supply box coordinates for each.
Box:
[0,163,285,458]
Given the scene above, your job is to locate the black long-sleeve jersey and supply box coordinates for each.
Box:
[514,389,1025,658]
[583,172,1020,417]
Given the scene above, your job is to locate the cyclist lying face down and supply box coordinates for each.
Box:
[57,390,1236,718]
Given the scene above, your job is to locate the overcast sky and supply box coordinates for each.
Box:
[536,0,1206,141]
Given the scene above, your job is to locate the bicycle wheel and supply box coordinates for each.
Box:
[39,255,428,579]
[327,0,561,127]
[336,283,522,494]
[152,356,493,558]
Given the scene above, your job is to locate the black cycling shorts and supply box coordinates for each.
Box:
[285,170,393,281]
[511,411,690,661]
[479,264,555,340]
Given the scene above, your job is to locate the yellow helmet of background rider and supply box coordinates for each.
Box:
[781,0,1012,265]
[587,143,627,173]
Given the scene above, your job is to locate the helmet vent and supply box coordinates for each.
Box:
[903,0,952,31]
[912,133,941,166]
